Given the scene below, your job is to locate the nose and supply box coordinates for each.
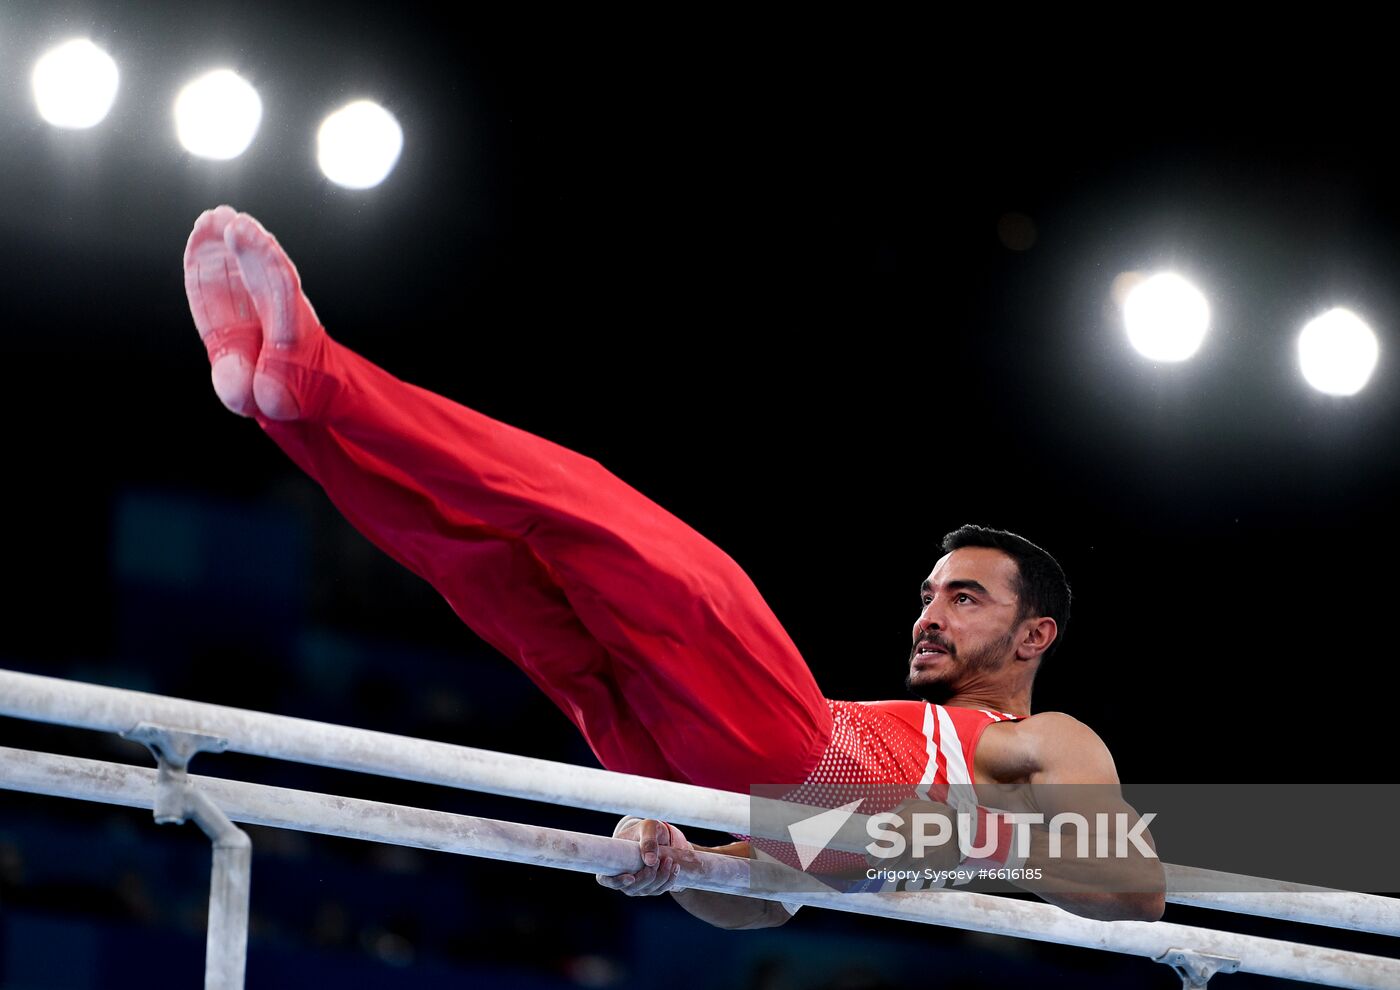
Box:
[914,599,945,639]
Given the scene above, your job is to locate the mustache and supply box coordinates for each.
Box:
[910,634,955,658]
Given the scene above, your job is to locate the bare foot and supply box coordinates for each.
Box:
[183,207,329,421]
[183,205,260,416]
[223,212,327,421]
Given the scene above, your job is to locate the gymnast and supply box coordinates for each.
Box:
[182,206,1165,930]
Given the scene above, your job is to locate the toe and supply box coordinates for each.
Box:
[185,206,256,338]
[183,205,237,264]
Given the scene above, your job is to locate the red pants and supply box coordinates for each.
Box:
[255,337,833,793]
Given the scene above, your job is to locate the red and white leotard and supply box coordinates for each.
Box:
[761,701,1025,892]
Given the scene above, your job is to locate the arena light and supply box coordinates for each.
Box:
[174,70,262,160]
[316,100,403,189]
[1120,272,1211,362]
[32,39,120,129]
[1298,308,1379,397]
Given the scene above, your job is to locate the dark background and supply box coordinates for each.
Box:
[1,3,1397,988]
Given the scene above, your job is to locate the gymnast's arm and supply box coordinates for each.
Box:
[596,818,792,930]
[983,713,1166,922]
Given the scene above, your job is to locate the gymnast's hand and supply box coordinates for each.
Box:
[596,817,693,896]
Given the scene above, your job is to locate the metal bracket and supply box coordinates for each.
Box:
[121,721,249,990]
[123,722,229,824]
[123,721,228,764]
[1155,947,1241,989]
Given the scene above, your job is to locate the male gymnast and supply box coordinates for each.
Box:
[182,206,1165,931]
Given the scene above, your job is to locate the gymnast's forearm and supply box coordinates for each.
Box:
[670,842,793,930]
[1006,813,1165,922]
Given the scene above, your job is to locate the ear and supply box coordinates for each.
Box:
[1015,617,1058,661]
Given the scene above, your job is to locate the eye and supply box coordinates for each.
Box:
[954,593,973,604]
[919,595,932,606]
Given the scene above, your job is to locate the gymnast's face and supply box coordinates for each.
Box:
[906,547,1023,703]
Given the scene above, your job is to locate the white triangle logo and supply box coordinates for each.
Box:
[787,799,864,871]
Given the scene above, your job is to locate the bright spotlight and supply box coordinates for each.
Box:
[1121,272,1211,362]
[32,39,120,129]
[174,70,262,160]
[317,100,403,190]
[1298,308,1379,396]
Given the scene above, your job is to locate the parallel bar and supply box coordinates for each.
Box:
[2,668,1398,938]
[0,668,751,830]
[1166,867,1400,938]
[3,747,1399,990]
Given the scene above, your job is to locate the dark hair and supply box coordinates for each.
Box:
[940,524,1071,662]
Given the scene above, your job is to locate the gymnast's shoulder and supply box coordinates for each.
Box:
[975,711,1121,785]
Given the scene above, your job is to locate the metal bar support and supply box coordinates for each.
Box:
[123,723,250,990]
[1155,948,1242,988]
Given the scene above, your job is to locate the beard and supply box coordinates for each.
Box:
[904,627,1016,703]
[905,669,958,704]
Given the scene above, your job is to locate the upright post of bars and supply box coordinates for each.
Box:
[124,723,250,990]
